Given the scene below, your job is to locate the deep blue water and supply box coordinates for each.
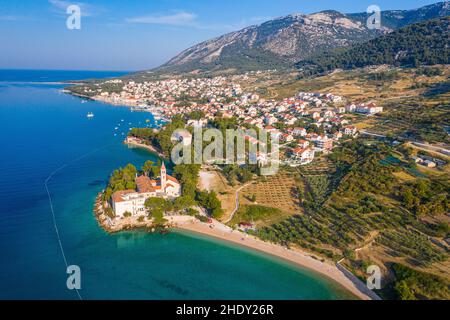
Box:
[0,69,128,83]
[0,70,355,299]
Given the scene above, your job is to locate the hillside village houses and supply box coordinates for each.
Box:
[111,163,181,218]
[90,72,378,168]
[292,147,315,165]
[355,102,383,115]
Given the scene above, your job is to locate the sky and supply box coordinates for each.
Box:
[0,0,445,71]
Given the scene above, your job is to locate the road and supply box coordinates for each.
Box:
[224,182,253,224]
[359,130,387,138]
[410,141,450,155]
[360,131,450,156]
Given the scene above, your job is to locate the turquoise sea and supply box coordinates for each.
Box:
[0,70,355,299]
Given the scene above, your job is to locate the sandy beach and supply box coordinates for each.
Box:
[168,215,381,300]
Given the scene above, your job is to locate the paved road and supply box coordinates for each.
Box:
[410,141,450,155]
[359,130,387,138]
[360,131,450,155]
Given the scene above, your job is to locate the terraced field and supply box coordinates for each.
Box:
[241,172,301,215]
[300,157,336,175]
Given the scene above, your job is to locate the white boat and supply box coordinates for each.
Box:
[87,112,94,118]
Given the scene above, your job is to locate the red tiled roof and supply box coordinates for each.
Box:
[164,183,176,191]
[166,174,179,184]
[112,190,135,203]
[136,175,156,193]
[293,147,307,155]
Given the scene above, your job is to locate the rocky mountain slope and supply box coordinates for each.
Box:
[153,2,449,74]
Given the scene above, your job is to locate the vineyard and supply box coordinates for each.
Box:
[241,171,301,215]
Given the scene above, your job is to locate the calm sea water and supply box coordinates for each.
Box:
[0,70,355,299]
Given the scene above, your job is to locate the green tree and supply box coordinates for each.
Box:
[151,210,165,225]
[145,197,171,224]
[196,191,223,218]
[174,195,195,211]
[187,110,205,120]
[104,187,113,201]
[150,165,160,178]
[173,164,201,199]
[145,197,170,212]
[395,281,417,300]
[125,181,136,190]
[123,211,132,218]
[402,189,417,209]
[239,169,253,183]
[142,160,154,176]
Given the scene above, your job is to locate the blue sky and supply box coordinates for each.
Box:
[0,0,444,71]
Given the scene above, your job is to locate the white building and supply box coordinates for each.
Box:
[346,104,356,112]
[111,163,181,218]
[343,126,358,136]
[264,115,277,125]
[292,127,307,137]
[355,103,383,115]
[112,190,147,218]
[292,147,315,165]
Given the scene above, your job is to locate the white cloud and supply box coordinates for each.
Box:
[125,11,274,33]
[126,12,198,26]
[0,15,22,21]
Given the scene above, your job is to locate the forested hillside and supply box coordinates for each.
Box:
[297,17,450,76]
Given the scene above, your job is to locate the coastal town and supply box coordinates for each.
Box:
[87,73,380,232]
[83,62,449,302]
[75,74,384,167]
[82,63,448,299]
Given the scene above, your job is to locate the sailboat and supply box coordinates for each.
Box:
[87,112,94,118]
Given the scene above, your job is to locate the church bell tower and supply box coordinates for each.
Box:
[160,162,167,189]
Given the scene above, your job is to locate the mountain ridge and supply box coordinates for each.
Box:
[150,2,449,75]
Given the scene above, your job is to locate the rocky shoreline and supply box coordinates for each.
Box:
[93,192,152,233]
[93,191,183,234]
